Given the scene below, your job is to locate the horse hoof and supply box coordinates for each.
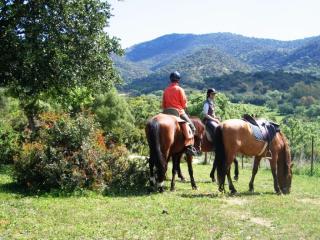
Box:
[234,176,239,181]
[158,187,165,193]
[211,178,216,183]
[192,186,198,190]
[170,187,175,192]
[249,188,254,193]
[230,189,237,195]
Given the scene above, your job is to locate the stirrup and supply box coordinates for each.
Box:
[265,150,272,160]
[185,146,198,156]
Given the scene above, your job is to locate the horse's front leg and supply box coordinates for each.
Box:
[270,154,281,194]
[249,157,261,192]
[186,154,197,190]
[226,166,236,194]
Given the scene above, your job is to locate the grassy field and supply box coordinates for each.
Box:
[0,163,320,240]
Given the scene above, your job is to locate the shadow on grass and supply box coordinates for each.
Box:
[180,192,220,198]
[179,190,277,199]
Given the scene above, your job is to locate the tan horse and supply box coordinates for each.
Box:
[213,119,293,194]
[173,117,239,188]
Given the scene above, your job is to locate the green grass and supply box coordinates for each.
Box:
[0,163,320,240]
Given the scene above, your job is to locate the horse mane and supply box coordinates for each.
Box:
[190,116,205,135]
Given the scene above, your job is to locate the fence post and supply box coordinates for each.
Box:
[204,152,208,165]
[311,136,314,176]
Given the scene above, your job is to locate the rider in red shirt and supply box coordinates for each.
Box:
[162,71,197,156]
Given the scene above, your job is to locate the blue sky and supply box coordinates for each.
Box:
[108,0,320,48]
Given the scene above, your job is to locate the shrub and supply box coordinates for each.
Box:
[0,122,20,164]
[14,112,149,192]
[92,89,146,152]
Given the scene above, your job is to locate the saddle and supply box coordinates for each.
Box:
[242,114,280,144]
[162,108,194,146]
[203,119,219,143]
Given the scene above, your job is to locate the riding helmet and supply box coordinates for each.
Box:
[207,88,217,96]
[169,71,181,82]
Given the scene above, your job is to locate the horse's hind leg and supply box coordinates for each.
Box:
[249,157,261,192]
[210,164,216,182]
[148,158,156,187]
[227,166,236,194]
[186,155,197,190]
[234,158,239,181]
[177,155,186,182]
[170,153,181,191]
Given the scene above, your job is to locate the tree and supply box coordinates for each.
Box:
[0,0,122,130]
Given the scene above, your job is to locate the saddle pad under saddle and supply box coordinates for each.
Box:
[249,123,265,142]
[248,121,278,143]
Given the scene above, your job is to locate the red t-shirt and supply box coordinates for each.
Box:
[162,82,187,114]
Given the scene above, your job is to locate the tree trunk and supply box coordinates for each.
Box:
[27,113,36,132]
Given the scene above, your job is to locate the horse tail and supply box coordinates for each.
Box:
[146,119,164,178]
[213,125,227,185]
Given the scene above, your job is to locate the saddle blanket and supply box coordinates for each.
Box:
[249,123,265,141]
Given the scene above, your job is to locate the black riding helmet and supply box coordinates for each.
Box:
[207,88,217,98]
[169,71,181,82]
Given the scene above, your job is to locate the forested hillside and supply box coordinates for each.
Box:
[114,33,320,85]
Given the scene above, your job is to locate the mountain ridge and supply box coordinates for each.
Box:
[113,32,320,90]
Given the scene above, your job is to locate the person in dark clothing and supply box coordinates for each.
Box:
[202,88,220,138]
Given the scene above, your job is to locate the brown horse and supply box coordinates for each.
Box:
[146,113,199,192]
[173,117,239,188]
[213,119,293,194]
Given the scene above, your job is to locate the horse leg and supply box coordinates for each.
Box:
[157,154,169,193]
[270,154,281,194]
[170,154,180,191]
[234,158,239,181]
[186,154,197,190]
[227,166,236,194]
[177,155,186,182]
[249,157,261,192]
[209,163,216,182]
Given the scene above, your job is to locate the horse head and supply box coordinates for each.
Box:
[190,117,205,153]
[277,132,293,194]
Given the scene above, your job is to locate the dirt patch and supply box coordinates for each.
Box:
[0,219,9,226]
[223,198,248,206]
[250,217,272,228]
[296,198,320,205]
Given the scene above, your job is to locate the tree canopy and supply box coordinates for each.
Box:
[0,0,122,116]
